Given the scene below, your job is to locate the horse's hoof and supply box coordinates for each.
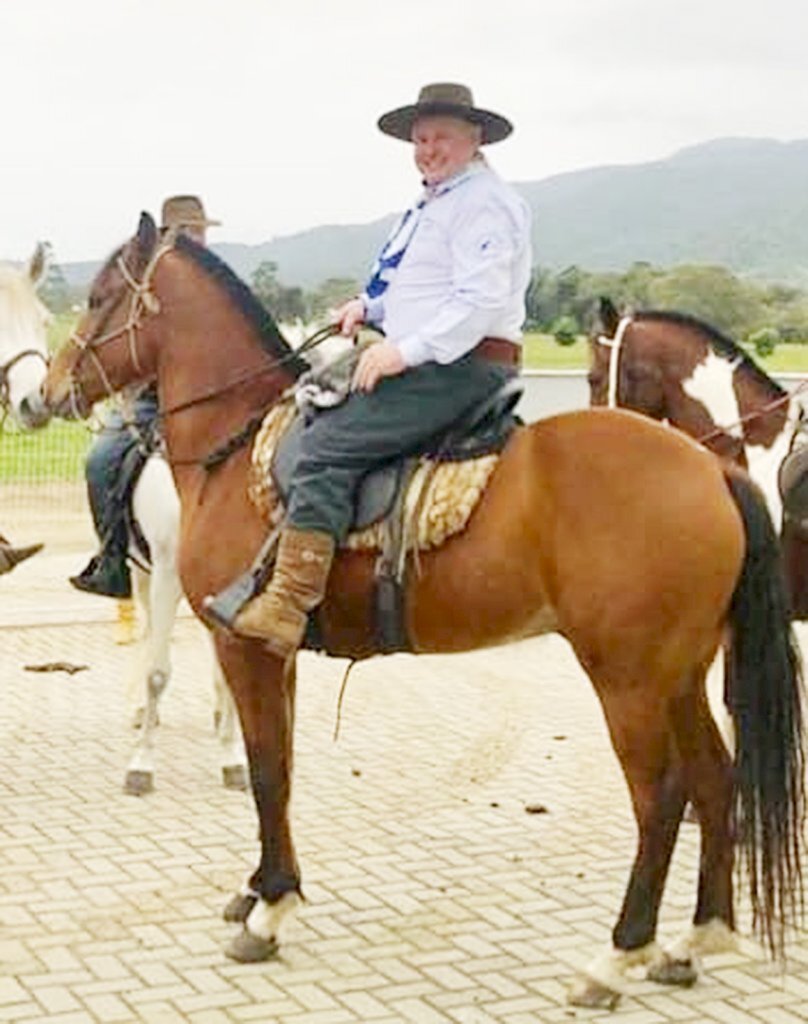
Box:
[567,974,622,1010]
[225,928,278,963]
[647,955,698,987]
[223,892,258,923]
[124,770,154,796]
[222,765,249,791]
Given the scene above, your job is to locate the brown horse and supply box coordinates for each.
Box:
[590,298,808,616]
[35,215,805,1010]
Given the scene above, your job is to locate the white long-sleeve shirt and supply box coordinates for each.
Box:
[362,160,532,366]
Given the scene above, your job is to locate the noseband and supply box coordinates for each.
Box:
[596,316,633,408]
[66,240,173,414]
[0,348,49,419]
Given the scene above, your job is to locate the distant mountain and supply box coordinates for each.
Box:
[59,137,808,291]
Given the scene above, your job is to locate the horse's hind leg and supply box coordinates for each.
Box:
[123,566,165,795]
[648,682,737,984]
[123,545,181,795]
[213,636,301,962]
[569,686,687,1010]
[208,634,248,791]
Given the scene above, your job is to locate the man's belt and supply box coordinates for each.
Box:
[473,337,521,367]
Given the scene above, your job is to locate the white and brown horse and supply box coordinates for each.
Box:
[590,299,808,616]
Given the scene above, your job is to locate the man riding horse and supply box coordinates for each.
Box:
[206,82,532,657]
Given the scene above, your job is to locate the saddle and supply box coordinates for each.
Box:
[248,377,523,652]
[779,440,808,532]
[271,376,523,533]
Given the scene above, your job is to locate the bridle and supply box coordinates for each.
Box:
[0,347,49,420]
[595,315,633,408]
[64,239,173,416]
[62,234,341,427]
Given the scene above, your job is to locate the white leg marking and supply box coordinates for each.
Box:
[246,891,301,942]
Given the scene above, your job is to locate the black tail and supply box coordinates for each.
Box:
[725,469,806,956]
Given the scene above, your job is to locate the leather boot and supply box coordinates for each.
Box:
[69,550,132,598]
[232,527,335,657]
[0,540,43,575]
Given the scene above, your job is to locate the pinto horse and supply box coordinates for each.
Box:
[34,214,806,1010]
[590,298,808,616]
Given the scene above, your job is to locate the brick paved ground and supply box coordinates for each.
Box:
[2,530,808,1023]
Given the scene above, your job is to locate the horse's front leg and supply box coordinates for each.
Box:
[214,635,301,962]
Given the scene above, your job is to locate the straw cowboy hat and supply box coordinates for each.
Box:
[160,195,220,231]
[377,82,513,145]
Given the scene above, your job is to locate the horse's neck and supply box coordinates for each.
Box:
[675,347,744,438]
[151,259,296,470]
[676,351,796,526]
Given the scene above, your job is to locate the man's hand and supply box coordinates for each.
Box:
[351,341,406,392]
[332,297,366,337]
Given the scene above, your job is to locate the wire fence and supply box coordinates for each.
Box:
[0,419,94,546]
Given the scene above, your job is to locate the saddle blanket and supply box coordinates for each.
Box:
[247,401,499,552]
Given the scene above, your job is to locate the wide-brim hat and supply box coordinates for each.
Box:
[160,194,221,230]
[378,82,513,145]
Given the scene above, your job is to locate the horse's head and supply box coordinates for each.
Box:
[42,213,164,419]
[0,243,52,427]
[587,298,666,419]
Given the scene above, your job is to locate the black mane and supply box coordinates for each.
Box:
[636,309,787,400]
[174,234,309,376]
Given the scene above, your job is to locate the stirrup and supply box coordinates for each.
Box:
[202,525,282,630]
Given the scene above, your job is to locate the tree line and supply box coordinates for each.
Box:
[41,257,808,357]
[528,262,808,354]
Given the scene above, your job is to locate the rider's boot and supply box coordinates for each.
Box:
[70,530,132,599]
[205,527,335,659]
[0,539,44,575]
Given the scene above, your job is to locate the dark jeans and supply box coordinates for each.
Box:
[85,391,159,549]
[287,355,514,542]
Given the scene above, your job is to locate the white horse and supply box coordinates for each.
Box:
[0,244,51,427]
[6,246,246,795]
[122,445,247,795]
[0,245,49,571]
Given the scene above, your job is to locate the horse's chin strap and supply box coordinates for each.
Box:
[596,316,633,408]
[67,239,173,413]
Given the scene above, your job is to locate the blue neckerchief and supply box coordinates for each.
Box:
[364,163,480,300]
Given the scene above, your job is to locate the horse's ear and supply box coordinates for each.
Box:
[598,296,621,335]
[133,211,159,270]
[28,241,50,287]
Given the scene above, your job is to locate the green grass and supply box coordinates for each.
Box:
[0,421,92,482]
[523,332,589,369]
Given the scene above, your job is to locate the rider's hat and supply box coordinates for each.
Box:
[160,195,220,231]
[377,82,513,145]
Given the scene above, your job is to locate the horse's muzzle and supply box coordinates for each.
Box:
[17,389,53,429]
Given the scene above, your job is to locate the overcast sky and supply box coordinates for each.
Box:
[2,0,807,264]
